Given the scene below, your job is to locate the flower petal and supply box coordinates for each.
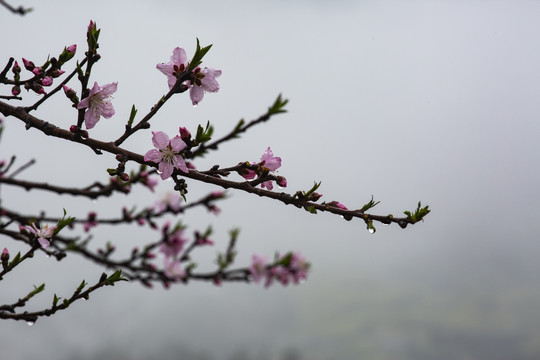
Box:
[190,86,204,105]
[169,135,187,152]
[173,155,189,173]
[159,161,174,179]
[144,149,163,163]
[84,107,101,129]
[171,47,188,66]
[151,131,169,150]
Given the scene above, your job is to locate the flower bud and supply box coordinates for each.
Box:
[32,67,43,76]
[66,44,77,54]
[179,126,191,140]
[11,85,21,96]
[1,249,9,269]
[41,76,53,86]
[22,58,35,71]
[12,61,21,74]
[119,173,130,182]
[1,248,9,262]
[51,69,65,78]
[276,176,287,188]
[308,192,323,201]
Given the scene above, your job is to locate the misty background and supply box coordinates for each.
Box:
[1,0,540,359]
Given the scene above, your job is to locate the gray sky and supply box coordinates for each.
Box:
[1,1,540,359]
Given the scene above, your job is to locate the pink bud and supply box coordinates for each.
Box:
[22,58,34,71]
[88,20,95,32]
[12,61,21,73]
[51,69,65,78]
[179,126,191,139]
[41,76,53,86]
[11,85,20,96]
[276,176,287,188]
[66,44,77,54]
[32,67,43,76]
[63,85,75,97]
[1,247,9,260]
[308,192,323,201]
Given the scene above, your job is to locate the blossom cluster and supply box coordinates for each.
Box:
[10,44,76,96]
[249,252,310,287]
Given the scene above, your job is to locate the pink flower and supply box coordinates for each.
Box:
[259,147,282,190]
[156,47,189,91]
[157,47,222,105]
[249,254,268,283]
[66,44,77,54]
[77,82,117,129]
[163,257,185,281]
[160,226,188,258]
[83,212,98,232]
[24,223,57,249]
[288,252,310,284]
[259,147,281,171]
[144,131,189,179]
[140,172,158,192]
[154,192,182,212]
[189,67,222,106]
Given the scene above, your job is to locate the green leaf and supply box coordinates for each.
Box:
[75,279,87,294]
[54,209,76,236]
[28,283,45,298]
[104,270,129,286]
[8,252,21,267]
[403,202,431,223]
[194,121,213,145]
[304,181,321,198]
[305,206,317,214]
[359,195,380,213]
[127,105,137,127]
[52,294,61,307]
[187,38,213,72]
[268,94,289,115]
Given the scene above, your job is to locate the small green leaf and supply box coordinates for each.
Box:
[8,252,22,267]
[28,283,45,298]
[404,202,431,223]
[305,206,317,214]
[268,94,289,115]
[187,38,213,72]
[54,209,76,236]
[359,195,380,213]
[127,105,137,127]
[52,294,61,307]
[76,279,87,294]
[304,182,321,198]
[104,270,128,286]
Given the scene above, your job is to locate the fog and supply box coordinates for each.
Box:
[1,1,540,359]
